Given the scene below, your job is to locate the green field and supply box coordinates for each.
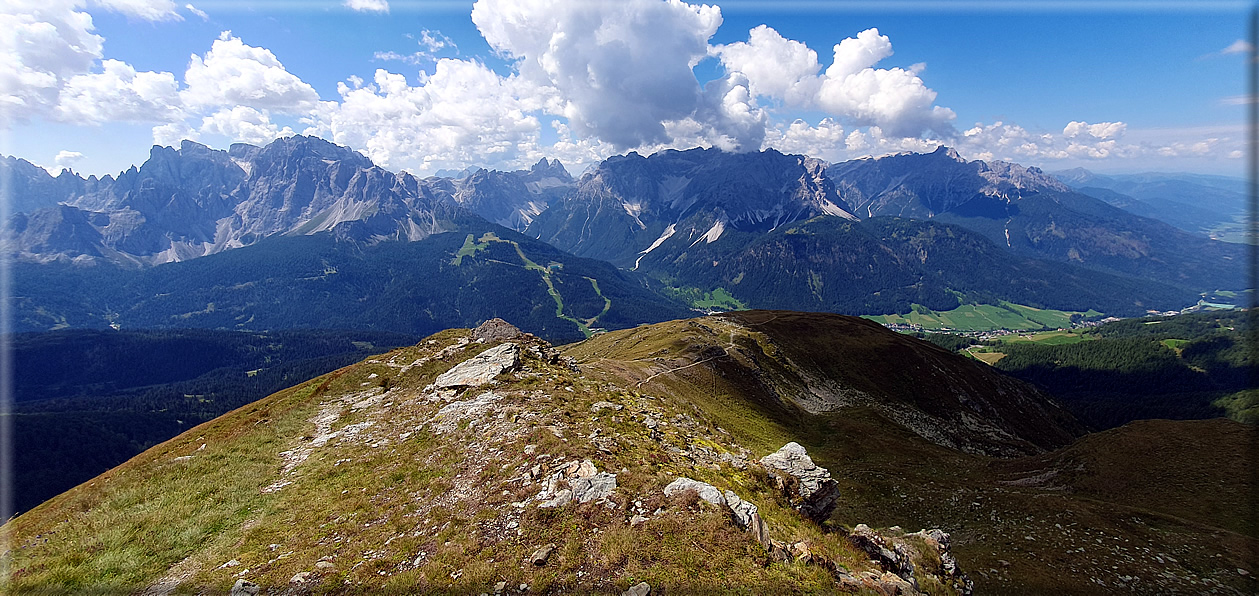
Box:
[1207,216,1253,245]
[1162,338,1191,353]
[998,330,1093,346]
[966,348,1007,364]
[692,287,745,310]
[865,302,1100,332]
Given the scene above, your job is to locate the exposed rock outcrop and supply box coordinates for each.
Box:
[723,490,769,545]
[663,478,768,544]
[429,391,502,434]
[622,582,650,596]
[905,528,973,595]
[538,459,617,508]
[759,442,841,523]
[849,524,917,590]
[663,477,725,507]
[433,343,520,389]
[473,318,524,342]
[845,524,975,596]
[528,544,556,566]
[229,579,260,596]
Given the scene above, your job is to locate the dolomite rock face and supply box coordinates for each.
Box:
[433,343,520,389]
[759,442,841,523]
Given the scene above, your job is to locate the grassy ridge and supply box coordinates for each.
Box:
[6,312,1253,594]
[5,328,902,593]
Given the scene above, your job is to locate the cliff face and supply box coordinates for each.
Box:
[527,147,855,268]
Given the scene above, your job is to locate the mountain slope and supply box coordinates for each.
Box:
[428,158,574,231]
[566,310,1085,456]
[1054,167,1247,238]
[4,137,453,266]
[12,218,691,343]
[630,214,1197,316]
[1,156,109,214]
[827,148,1246,291]
[12,328,420,515]
[828,146,1069,219]
[527,146,1225,318]
[6,313,1252,594]
[5,316,979,594]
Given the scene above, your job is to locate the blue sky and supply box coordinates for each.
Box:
[3,0,1250,178]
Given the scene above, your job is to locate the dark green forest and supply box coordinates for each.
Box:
[639,217,1200,317]
[12,220,692,344]
[993,311,1253,429]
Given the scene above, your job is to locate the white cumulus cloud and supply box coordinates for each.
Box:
[152,121,200,146]
[713,25,822,105]
[1063,120,1126,140]
[200,105,294,145]
[182,32,321,114]
[303,61,541,172]
[765,118,847,162]
[92,0,181,21]
[344,0,388,14]
[54,149,84,168]
[717,26,955,139]
[471,0,723,149]
[56,59,182,124]
[0,0,105,121]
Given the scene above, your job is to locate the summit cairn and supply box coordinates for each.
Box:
[472,318,523,342]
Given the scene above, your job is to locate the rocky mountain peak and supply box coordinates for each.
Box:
[529,146,856,267]
[930,145,965,161]
[227,142,260,159]
[827,145,1070,218]
[529,157,571,181]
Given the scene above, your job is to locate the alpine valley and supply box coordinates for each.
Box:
[3,137,1253,595]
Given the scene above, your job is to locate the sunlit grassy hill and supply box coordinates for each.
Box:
[4,311,1253,594]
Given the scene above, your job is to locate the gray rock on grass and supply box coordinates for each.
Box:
[529,544,556,566]
[434,343,520,389]
[623,582,650,596]
[230,579,260,596]
[759,442,840,523]
[663,477,725,506]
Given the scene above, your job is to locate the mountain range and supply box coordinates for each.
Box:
[3,137,1246,335]
[1053,167,1247,240]
[3,137,571,267]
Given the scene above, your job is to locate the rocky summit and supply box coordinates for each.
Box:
[4,311,1254,594]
